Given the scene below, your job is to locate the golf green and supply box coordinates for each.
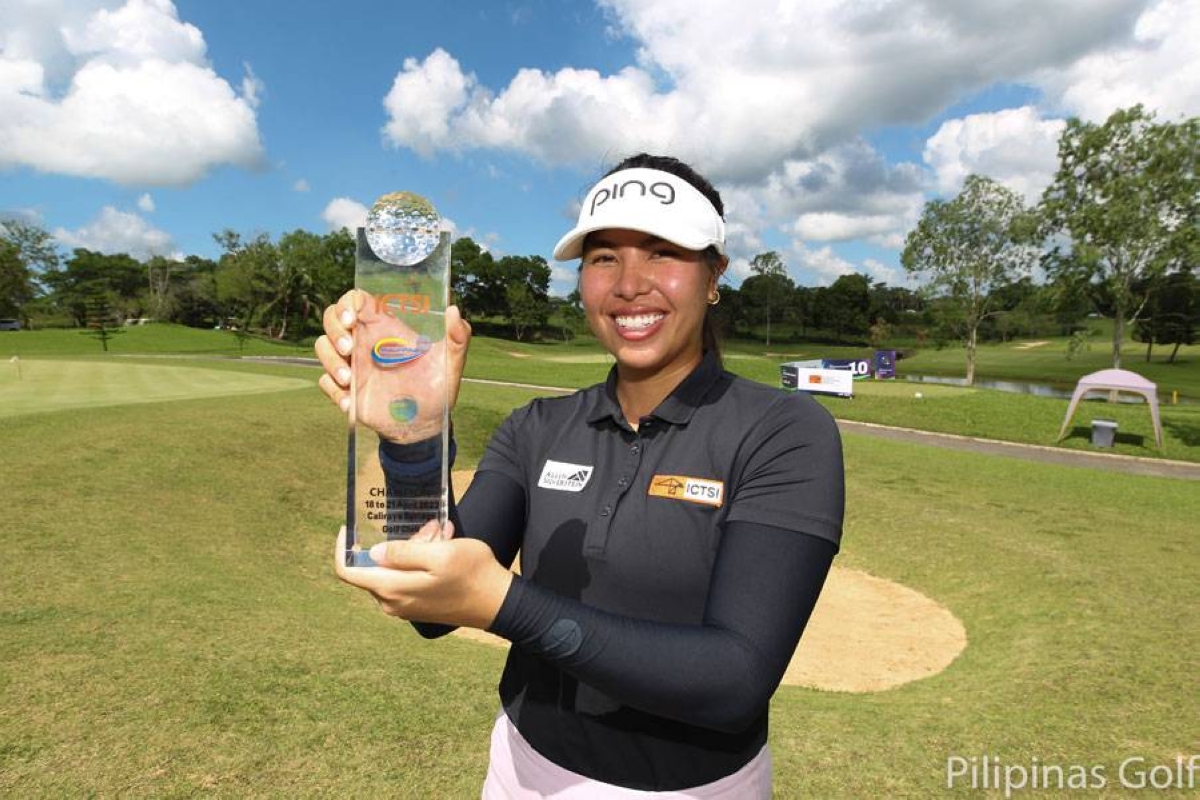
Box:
[0,359,312,418]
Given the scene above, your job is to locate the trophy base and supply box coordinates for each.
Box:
[346,549,379,568]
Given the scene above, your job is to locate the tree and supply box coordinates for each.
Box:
[43,249,144,325]
[1040,105,1198,369]
[817,274,871,344]
[791,286,814,337]
[315,228,355,307]
[553,290,586,340]
[214,230,272,341]
[498,254,551,338]
[740,251,793,346]
[902,174,1039,384]
[505,283,542,341]
[144,255,178,320]
[450,237,504,318]
[0,240,35,319]
[710,282,744,339]
[172,256,222,328]
[265,229,329,340]
[1134,270,1196,363]
[869,317,891,349]
[0,219,60,323]
[1,219,60,275]
[82,293,123,352]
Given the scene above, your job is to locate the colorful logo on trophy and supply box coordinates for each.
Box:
[389,397,418,422]
[372,335,431,366]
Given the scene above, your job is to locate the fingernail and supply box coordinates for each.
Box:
[369,543,386,561]
[341,309,355,326]
[336,367,350,384]
[339,397,350,413]
[337,336,352,355]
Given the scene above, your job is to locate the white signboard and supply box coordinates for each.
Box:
[780,365,855,398]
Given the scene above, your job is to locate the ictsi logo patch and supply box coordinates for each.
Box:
[648,475,724,508]
[537,460,594,492]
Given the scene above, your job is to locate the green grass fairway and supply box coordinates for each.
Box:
[4,324,1197,461]
[462,337,1200,462]
[0,359,311,418]
[0,323,312,358]
[1,363,1196,796]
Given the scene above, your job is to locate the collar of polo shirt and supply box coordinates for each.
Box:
[587,349,726,429]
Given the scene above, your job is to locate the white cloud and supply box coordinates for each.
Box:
[873,232,907,251]
[1,207,46,226]
[54,205,176,259]
[550,265,577,283]
[792,212,908,244]
[372,0,1197,280]
[862,258,906,288]
[378,1,1154,183]
[382,48,476,158]
[724,256,754,283]
[924,106,1066,203]
[60,0,205,65]
[321,197,368,232]
[1037,0,1199,122]
[734,140,927,254]
[137,193,155,212]
[240,61,263,109]
[293,179,310,192]
[791,243,858,286]
[0,0,264,185]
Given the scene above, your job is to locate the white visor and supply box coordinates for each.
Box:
[552,167,725,261]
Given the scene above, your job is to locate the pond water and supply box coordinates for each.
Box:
[899,374,1171,404]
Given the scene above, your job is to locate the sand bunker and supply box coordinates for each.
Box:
[449,470,967,693]
[780,567,966,692]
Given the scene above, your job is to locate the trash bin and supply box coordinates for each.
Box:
[1091,419,1118,447]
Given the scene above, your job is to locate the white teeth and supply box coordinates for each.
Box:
[615,313,664,329]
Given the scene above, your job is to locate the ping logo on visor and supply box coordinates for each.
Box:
[371,335,431,366]
[648,475,724,508]
[588,178,676,215]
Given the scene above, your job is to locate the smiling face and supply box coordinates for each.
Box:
[579,228,719,380]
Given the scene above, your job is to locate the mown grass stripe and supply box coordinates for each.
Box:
[0,360,310,418]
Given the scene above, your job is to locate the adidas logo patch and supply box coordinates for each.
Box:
[538,459,594,492]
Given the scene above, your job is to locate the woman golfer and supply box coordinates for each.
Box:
[316,154,844,797]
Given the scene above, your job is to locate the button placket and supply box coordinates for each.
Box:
[584,434,645,557]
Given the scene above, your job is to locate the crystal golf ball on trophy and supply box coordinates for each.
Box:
[345,192,450,567]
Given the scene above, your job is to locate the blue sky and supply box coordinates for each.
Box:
[1,0,1195,296]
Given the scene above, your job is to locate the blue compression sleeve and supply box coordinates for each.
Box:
[488,521,834,733]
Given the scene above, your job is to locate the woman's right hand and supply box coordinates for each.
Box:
[314,289,471,442]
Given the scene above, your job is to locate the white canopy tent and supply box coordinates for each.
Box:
[1056,369,1163,449]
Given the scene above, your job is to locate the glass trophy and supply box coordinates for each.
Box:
[345,192,450,567]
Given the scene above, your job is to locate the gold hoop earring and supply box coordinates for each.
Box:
[707,290,720,306]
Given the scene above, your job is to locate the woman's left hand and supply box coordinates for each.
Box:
[334,522,513,629]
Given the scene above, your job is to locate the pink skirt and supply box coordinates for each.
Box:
[481,712,772,799]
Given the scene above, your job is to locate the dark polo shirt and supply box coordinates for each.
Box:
[474,349,843,788]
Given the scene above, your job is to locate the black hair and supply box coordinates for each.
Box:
[601,153,727,361]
